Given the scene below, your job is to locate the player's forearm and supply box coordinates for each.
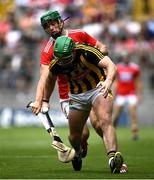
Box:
[112,77,118,95]
[104,57,117,87]
[35,64,50,103]
[43,73,56,101]
[35,78,45,103]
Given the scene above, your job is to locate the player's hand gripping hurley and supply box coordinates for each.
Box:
[27,101,75,163]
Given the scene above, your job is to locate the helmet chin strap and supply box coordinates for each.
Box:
[51,31,62,39]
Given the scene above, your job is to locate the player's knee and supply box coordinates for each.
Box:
[95,124,103,137]
[82,126,90,140]
[99,113,112,127]
[92,120,100,131]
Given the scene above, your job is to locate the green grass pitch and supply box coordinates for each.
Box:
[0,126,154,179]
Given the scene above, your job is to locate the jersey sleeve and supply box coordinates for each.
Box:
[40,51,52,65]
[40,39,54,65]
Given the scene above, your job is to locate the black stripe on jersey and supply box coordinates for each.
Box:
[70,80,82,94]
[82,78,92,91]
[89,71,100,84]
[69,82,74,93]
[76,81,82,94]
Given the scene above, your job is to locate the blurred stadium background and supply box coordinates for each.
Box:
[0,0,154,128]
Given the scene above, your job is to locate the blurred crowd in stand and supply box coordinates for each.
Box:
[0,0,154,95]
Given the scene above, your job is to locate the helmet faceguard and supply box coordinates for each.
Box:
[56,54,74,67]
[54,36,75,67]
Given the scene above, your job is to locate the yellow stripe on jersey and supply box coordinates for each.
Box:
[49,58,58,70]
[100,76,104,81]
[70,81,79,94]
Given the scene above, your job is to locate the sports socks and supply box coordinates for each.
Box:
[107,151,116,166]
[107,150,116,159]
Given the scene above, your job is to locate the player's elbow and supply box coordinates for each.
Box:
[101,45,108,55]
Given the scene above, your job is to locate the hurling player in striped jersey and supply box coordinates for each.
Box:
[43,36,128,173]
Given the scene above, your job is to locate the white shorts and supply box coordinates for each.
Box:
[69,86,112,111]
[60,99,69,118]
[114,95,137,106]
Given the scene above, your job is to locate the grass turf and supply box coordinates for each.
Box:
[0,126,154,179]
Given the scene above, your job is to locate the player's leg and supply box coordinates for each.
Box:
[127,95,139,140]
[81,124,89,158]
[90,99,127,173]
[92,94,126,173]
[68,109,89,171]
[92,95,117,152]
[68,109,89,152]
[60,99,90,157]
[89,109,103,137]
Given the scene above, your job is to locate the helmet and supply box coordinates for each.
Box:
[40,10,61,26]
[54,36,75,58]
[53,36,75,66]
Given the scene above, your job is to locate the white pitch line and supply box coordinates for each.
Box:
[0,155,55,159]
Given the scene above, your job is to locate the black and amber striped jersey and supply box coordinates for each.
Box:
[49,43,107,94]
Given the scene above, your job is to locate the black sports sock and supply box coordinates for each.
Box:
[107,151,116,159]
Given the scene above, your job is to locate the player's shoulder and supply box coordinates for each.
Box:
[68,29,85,34]
[68,29,87,37]
[41,37,55,54]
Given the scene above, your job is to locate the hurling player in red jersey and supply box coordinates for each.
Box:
[113,51,142,140]
[31,10,107,157]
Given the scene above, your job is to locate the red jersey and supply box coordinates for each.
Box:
[40,29,97,99]
[116,62,140,95]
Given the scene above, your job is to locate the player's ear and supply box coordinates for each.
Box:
[58,19,64,29]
